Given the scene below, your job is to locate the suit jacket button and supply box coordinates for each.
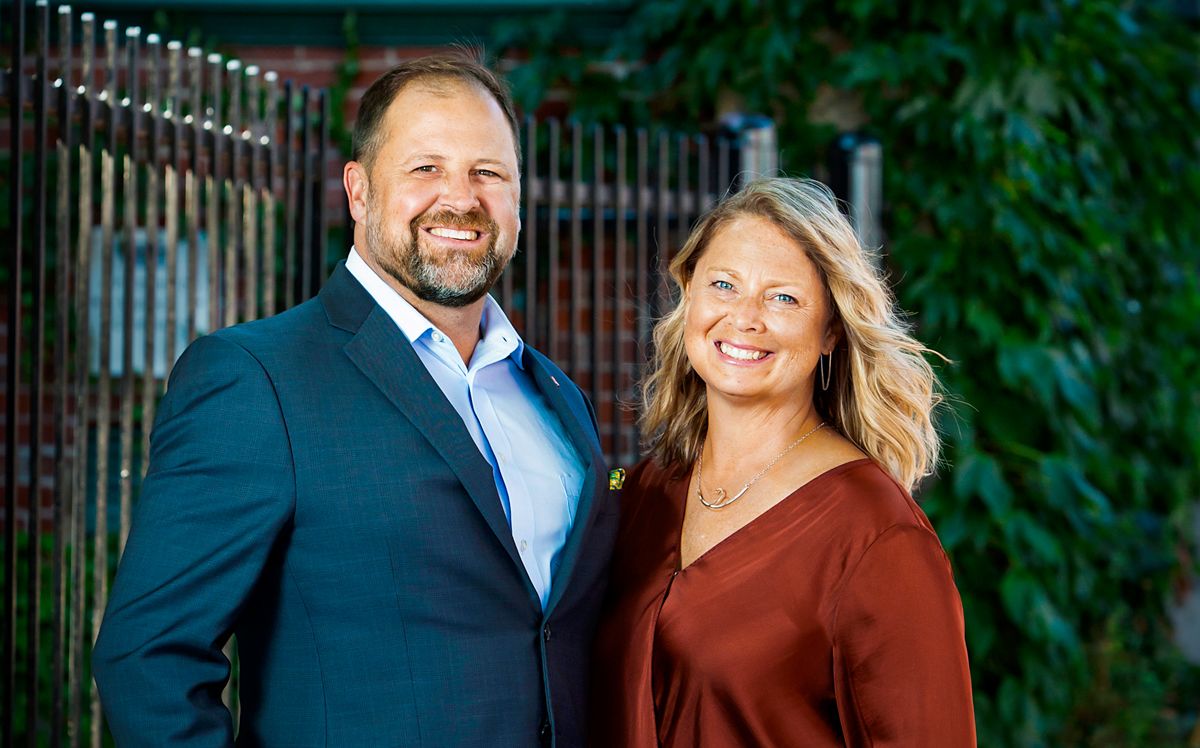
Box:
[539,721,552,745]
[542,624,552,642]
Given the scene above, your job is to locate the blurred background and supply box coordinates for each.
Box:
[2,0,1198,745]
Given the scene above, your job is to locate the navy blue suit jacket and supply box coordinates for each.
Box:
[92,263,618,747]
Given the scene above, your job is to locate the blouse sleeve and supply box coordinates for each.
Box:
[831,524,976,747]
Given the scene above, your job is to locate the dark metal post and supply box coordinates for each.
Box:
[118,25,142,556]
[634,128,648,356]
[92,19,121,746]
[141,32,162,471]
[546,118,561,362]
[186,47,201,343]
[316,89,329,297]
[262,70,278,317]
[206,51,223,333]
[282,79,295,310]
[51,6,75,743]
[569,121,583,380]
[25,2,52,740]
[3,0,27,740]
[590,125,605,432]
[521,116,537,344]
[298,86,312,303]
[69,14,96,742]
[224,59,241,328]
[613,125,628,461]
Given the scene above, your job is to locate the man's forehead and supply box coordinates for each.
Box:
[380,81,517,160]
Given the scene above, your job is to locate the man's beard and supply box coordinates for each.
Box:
[368,204,510,308]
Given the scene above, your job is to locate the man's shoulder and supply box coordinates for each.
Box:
[214,297,328,350]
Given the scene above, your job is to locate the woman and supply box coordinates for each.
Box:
[592,178,975,746]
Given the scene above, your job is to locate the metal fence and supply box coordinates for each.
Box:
[1,0,328,743]
[0,1,898,744]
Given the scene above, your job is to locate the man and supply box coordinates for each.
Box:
[92,52,618,747]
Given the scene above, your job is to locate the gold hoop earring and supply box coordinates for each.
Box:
[819,353,832,392]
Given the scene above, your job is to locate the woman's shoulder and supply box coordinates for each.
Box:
[823,459,937,537]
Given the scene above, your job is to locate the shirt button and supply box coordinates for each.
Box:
[431,331,445,343]
[520,539,529,552]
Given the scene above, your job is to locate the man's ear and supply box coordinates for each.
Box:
[344,161,370,224]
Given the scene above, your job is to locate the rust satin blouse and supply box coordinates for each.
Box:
[591,458,975,747]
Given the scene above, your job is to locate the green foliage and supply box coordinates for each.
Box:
[498,1,1200,744]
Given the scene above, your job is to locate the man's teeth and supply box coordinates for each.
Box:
[719,342,767,360]
[428,227,480,240]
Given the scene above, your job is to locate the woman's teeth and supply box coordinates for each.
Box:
[719,342,767,361]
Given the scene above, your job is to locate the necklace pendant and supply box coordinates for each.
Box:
[712,487,727,502]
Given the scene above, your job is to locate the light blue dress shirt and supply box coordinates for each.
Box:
[346,248,585,609]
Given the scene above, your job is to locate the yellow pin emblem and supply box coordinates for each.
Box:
[608,468,626,491]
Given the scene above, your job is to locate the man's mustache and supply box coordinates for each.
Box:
[412,208,497,235]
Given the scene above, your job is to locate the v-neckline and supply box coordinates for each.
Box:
[673,458,873,573]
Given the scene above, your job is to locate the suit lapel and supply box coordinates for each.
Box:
[323,265,533,593]
[523,350,608,615]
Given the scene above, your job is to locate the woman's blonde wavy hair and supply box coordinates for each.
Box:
[640,177,944,492]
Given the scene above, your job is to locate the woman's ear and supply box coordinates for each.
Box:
[823,314,844,355]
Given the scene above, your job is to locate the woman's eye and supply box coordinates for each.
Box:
[773,293,797,304]
[712,280,734,291]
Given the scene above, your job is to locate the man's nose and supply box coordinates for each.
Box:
[438,171,481,213]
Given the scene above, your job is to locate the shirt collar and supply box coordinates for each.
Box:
[345,246,526,368]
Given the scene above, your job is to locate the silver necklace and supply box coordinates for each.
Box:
[696,422,826,510]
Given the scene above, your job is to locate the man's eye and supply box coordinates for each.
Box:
[475,169,500,179]
[413,165,437,173]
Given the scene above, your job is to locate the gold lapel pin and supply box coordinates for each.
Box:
[608,468,626,490]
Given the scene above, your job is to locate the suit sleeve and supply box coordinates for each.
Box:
[92,333,296,747]
[832,524,977,747]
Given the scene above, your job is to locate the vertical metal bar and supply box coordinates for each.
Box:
[25,3,52,741]
[243,65,260,321]
[206,52,223,333]
[590,125,604,446]
[282,79,295,310]
[186,47,202,343]
[546,118,561,362]
[697,134,711,213]
[163,42,182,380]
[118,25,141,558]
[262,71,278,317]
[569,121,582,381]
[141,33,161,472]
[521,116,537,347]
[298,86,313,301]
[634,128,649,358]
[3,1,27,741]
[613,126,628,462]
[70,15,96,744]
[316,89,329,297]
[655,131,670,314]
[223,59,240,328]
[499,111,514,311]
[717,136,730,199]
[51,7,75,743]
[93,19,121,747]
[675,134,689,266]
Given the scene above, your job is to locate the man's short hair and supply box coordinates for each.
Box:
[352,49,521,171]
